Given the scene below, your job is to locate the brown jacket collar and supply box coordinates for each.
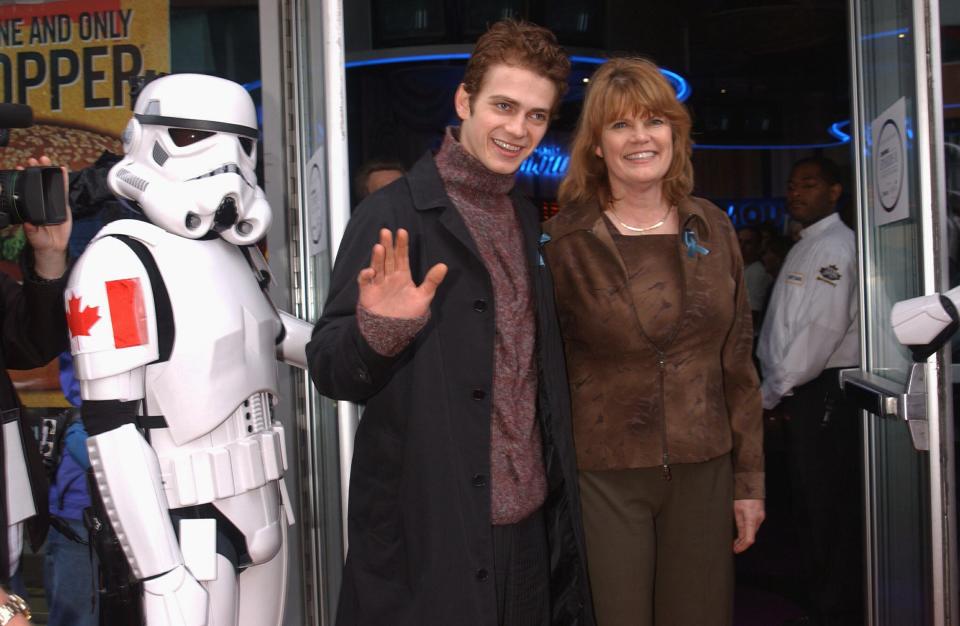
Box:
[544,194,720,356]
[545,195,713,243]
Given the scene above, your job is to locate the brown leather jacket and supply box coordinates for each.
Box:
[543,196,764,499]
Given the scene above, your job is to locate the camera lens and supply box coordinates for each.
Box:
[0,167,67,228]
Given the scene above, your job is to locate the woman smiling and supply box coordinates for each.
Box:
[542,58,765,626]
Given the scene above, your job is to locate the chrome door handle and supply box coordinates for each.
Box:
[840,363,928,451]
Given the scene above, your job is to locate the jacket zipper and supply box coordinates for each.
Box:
[653,220,698,481]
[657,350,671,481]
[584,217,697,482]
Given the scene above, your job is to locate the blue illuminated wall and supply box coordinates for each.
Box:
[518,145,570,178]
[721,198,788,230]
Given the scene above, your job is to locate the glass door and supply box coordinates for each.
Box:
[845,0,958,623]
[267,0,353,623]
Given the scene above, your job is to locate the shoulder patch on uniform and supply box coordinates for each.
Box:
[817,264,842,286]
[105,278,149,348]
[66,293,101,337]
[785,271,804,286]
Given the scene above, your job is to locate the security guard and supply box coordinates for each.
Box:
[757,156,862,626]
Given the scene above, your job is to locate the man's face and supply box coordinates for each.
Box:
[738,228,761,264]
[454,64,557,175]
[366,168,403,196]
[786,162,841,227]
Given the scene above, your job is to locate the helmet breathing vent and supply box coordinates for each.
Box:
[152,141,169,166]
[117,168,149,192]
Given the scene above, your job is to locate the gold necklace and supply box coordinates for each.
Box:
[609,202,673,233]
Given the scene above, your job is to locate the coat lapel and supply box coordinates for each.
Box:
[407,152,485,263]
[675,197,712,338]
[437,207,484,263]
[548,196,715,352]
[511,189,544,301]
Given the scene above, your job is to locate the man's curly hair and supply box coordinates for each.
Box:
[462,20,570,114]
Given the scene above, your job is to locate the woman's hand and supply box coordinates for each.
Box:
[733,498,765,554]
[358,228,447,319]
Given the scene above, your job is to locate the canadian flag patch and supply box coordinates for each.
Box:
[105,278,148,348]
[66,294,100,337]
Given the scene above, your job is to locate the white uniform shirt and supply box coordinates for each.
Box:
[757,213,859,409]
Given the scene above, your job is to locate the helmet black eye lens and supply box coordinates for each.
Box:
[169,128,215,147]
[240,137,255,155]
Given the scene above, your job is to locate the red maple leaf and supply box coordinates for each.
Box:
[66,294,101,337]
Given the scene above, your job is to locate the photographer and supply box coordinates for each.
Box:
[0,155,71,616]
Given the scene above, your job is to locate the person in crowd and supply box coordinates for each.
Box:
[44,353,97,626]
[542,57,764,626]
[756,156,861,626]
[761,233,792,282]
[308,20,594,626]
[353,159,405,203]
[41,160,120,626]
[738,224,773,334]
[0,156,71,618]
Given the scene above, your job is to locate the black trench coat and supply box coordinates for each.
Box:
[308,152,595,626]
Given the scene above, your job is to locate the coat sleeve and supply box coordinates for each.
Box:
[717,218,765,500]
[306,191,413,403]
[1,250,69,371]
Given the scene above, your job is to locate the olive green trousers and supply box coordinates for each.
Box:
[579,455,734,626]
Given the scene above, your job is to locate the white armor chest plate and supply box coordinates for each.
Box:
[144,228,280,445]
[93,220,281,446]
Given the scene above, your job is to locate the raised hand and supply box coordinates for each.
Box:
[20,156,71,279]
[358,228,447,319]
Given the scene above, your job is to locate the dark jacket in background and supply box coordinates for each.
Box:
[307,152,595,626]
[543,196,764,499]
[0,255,69,584]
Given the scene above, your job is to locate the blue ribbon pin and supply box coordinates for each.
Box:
[683,229,710,258]
[538,232,551,266]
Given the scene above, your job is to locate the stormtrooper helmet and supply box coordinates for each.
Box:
[107,73,271,245]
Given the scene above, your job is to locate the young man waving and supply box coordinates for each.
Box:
[308,19,594,626]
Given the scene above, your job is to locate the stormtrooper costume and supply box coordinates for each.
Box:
[65,74,311,626]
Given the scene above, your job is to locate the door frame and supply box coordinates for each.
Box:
[847,0,958,622]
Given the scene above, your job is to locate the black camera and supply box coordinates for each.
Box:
[0,167,68,228]
[0,103,69,228]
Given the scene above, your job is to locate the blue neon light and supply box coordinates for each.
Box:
[696,119,852,151]
[567,54,693,103]
[568,55,606,64]
[828,120,851,143]
[345,53,471,68]
[341,56,960,152]
[694,141,847,151]
[660,69,691,102]
[520,117,856,166]
[242,80,262,92]
[862,27,909,41]
[345,53,691,102]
